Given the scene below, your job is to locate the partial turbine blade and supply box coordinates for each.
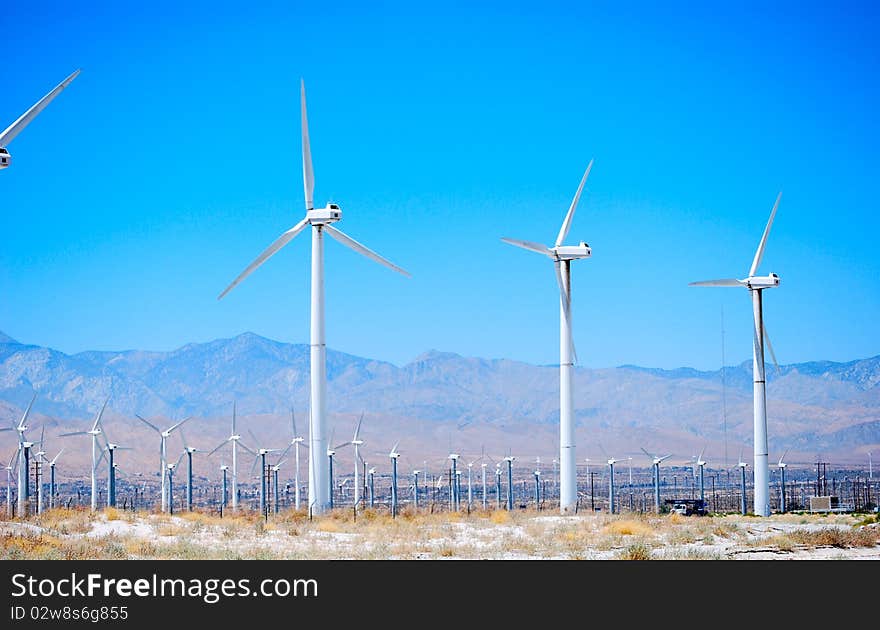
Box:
[749,192,782,277]
[238,442,257,456]
[500,237,552,257]
[554,261,578,363]
[135,414,160,434]
[555,160,593,247]
[92,397,110,431]
[0,69,81,147]
[207,440,227,457]
[17,393,37,431]
[324,225,410,277]
[58,431,89,437]
[301,79,315,211]
[166,417,190,434]
[763,324,780,375]
[218,218,310,300]
[689,279,742,287]
[353,412,364,442]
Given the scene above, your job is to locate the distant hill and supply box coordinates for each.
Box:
[0,331,877,471]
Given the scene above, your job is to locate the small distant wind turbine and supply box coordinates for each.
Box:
[5,450,18,517]
[276,407,307,510]
[136,413,190,512]
[208,402,242,511]
[534,457,542,508]
[736,452,749,516]
[389,441,400,517]
[217,80,410,515]
[180,428,203,512]
[271,459,286,515]
[776,449,789,514]
[504,455,515,511]
[104,438,132,509]
[60,397,109,512]
[448,453,460,511]
[690,192,783,517]
[641,448,672,514]
[693,449,708,504]
[46,448,64,510]
[166,451,186,515]
[606,455,620,515]
[501,161,594,514]
[0,69,80,170]
[332,413,365,509]
[245,429,279,517]
[412,469,421,509]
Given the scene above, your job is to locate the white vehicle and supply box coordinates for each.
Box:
[1,69,80,169]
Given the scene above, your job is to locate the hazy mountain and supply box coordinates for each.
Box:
[0,331,877,471]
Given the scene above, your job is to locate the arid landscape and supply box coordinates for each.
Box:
[3,508,878,560]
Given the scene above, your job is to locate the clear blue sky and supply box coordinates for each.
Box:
[1,1,878,370]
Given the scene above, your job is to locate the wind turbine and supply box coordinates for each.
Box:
[448,453,460,511]
[736,452,749,516]
[0,69,80,170]
[271,459,287,515]
[219,464,229,510]
[104,438,132,509]
[11,394,36,516]
[466,459,474,509]
[606,455,620,514]
[180,429,202,512]
[501,160,593,514]
[776,449,789,514]
[534,457,541,508]
[208,402,242,511]
[690,192,783,517]
[389,441,400,517]
[166,452,186,516]
[332,413,365,509]
[641,448,672,514]
[693,449,708,504]
[34,427,46,514]
[504,455,515,511]
[5,450,18,517]
[60,397,109,512]
[245,430,279,517]
[495,463,503,510]
[412,469,421,509]
[217,80,410,515]
[368,466,376,508]
[276,408,307,510]
[136,414,190,512]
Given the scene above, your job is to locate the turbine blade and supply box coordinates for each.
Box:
[279,443,292,460]
[334,442,351,451]
[92,397,110,431]
[763,324,780,374]
[248,428,260,448]
[0,69,81,147]
[555,160,593,247]
[51,448,64,464]
[324,225,410,277]
[166,417,190,434]
[290,407,297,439]
[17,393,37,431]
[232,401,236,435]
[207,440,227,457]
[135,414,160,434]
[238,442,257,456]
[180,427,189,450]
[500,237,552,257]
[353,412,364,442]
[218,218,310,300]
[554,262,578,363]
[688,279,742,287]
[390,440,400,456]
[58,431,89,437]
[749,192,782,277]
[301,79,315,211]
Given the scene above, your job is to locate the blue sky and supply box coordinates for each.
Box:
[1,1,878,370]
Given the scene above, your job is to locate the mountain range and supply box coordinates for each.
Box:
[0,331,877,473]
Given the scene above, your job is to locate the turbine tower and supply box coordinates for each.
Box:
[0,69,80,170]
[690,193,783,516]
[59,397,109,512]
[136,414,190,512]
[776,449,789,514]
[218,80,410,515]
[501,160,594,514]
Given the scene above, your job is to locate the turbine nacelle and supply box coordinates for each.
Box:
[743,273,780,290]
[306,203,342,225]
[0,147,9,169]
[552,242,591,261]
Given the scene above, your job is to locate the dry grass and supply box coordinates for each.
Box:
[1,507,877,560]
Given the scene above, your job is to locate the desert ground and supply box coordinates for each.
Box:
[2,508,878,560]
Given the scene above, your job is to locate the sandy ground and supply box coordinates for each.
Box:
[2,510,878,560]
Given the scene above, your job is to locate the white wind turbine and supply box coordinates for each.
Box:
[501,160,594,514]
[59,397,109,512]
[690,193,783,517]
[11,394,36,516]
[5,449,18,517]
[218,80,410,514]
[208,402,243,511]
[641,447,672,514]
[0,69,80,170]
[332,413,365,509]
[277,408,307,510]
[135,414,190,512]
[776,449,789,514]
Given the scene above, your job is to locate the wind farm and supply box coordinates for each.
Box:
[2,4,879,562]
